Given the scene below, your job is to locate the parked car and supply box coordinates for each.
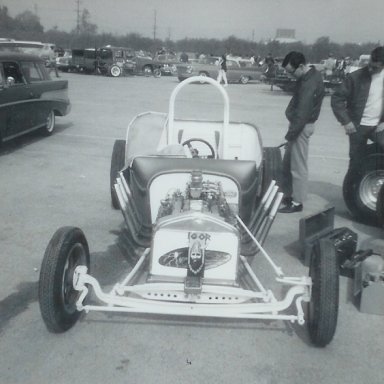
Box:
[154,53,178,76]
[0,52,71,143]
[96,46,136,77]
[177,56,263,84]
[56,50,72,72]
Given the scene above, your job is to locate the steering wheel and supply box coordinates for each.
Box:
[182,138,216,159]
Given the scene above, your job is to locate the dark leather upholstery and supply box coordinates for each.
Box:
[125,156,260,228]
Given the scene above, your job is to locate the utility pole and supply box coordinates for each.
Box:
[34,4,38,16]
[75,0,81,35]
[153,9,157,40]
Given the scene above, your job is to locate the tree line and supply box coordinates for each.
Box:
[0,6,379,62]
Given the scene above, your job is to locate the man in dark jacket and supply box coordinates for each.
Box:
[279,51,325,213]
[331,46,384,170]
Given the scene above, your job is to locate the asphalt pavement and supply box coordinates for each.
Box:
[0,72,383,384]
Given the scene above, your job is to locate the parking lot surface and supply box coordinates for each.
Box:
[0,73,383,384]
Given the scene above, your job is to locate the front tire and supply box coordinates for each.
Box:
[110,65,122,77]
[39,227,90,333]
[308,239,339,347]
[110,139,126,209]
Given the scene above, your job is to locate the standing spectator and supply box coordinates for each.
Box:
[180,52,189,63]
[264,52,275,78]
[48,47,60,78]
[324,53,336,79]
[217,54,228,87]
[331,46,384,170]
[278,51,325,213]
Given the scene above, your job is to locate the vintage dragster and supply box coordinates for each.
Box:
[38,76,339,347]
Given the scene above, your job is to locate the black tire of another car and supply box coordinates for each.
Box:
[308,238,339,347]
[39,226,90,333]
[40,110,55,136]
[153,68,161,78]
[110,139,126,209]
[343,154,384,225]
[261,147,282,196]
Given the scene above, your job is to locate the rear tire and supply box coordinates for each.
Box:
[39,227,90,333]
[261,147,282,195]
[110,139,126,209]
[308,238,339,347]
[376,184,384,225]
[343,154,384,225]
[41,110,55,136]
[143,65,152,76]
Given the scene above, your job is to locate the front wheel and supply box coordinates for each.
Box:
[261,147,282,195]
[110,65,122,77]
[39,227,90,333]
[308,238,339,347]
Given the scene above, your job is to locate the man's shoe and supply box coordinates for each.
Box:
[281,196,292,206]
[278,202,303,213]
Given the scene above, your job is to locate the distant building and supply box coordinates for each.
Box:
[274,28,299,44]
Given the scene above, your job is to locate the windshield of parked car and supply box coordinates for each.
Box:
[98,49,112,60]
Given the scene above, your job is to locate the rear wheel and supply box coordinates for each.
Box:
[41,110,55,136]
[376,184,384,225]
[39,227,90,333]
[110,139,126,209]
[261,147,282,195]
[308,238,339,347]
[343,154,384,225]
[110,65,122,77]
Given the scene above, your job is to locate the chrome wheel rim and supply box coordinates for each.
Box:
[359,171,384,210]
[61,243,87,314]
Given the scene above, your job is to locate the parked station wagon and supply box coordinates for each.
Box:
[177,57,264,84]
[0,52,71,143]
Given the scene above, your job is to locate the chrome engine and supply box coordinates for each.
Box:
[155,170,238,225]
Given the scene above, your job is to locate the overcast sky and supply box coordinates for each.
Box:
[2,0,383,44]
